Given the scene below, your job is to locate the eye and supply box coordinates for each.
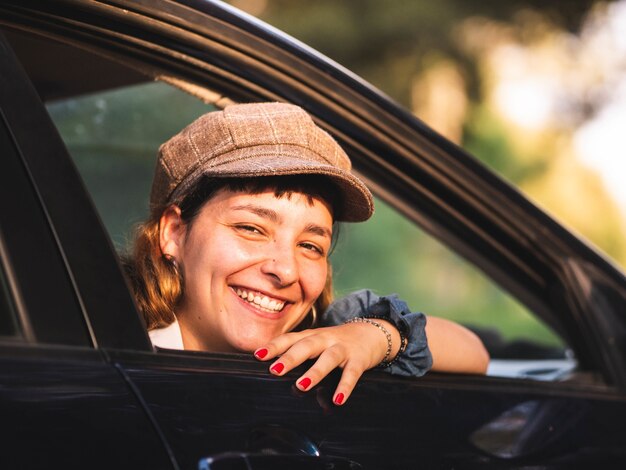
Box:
[299,242,325,256]
[234,224,263,235]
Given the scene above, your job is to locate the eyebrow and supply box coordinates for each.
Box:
[304,223,332,239]
[232,204,280,223]
[231,204,332,239]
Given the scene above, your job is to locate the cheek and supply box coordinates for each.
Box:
[187,234,257,274]
[301,261,328,299]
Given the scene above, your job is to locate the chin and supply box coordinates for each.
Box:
[226,328,279,353]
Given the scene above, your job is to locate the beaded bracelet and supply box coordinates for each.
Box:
[345,317,393,367]
[366,315,409,368]
[387,331,408,367]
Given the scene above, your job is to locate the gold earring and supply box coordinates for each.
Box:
[309,304,317,327]
[163,253,182,279]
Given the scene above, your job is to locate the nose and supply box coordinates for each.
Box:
[260,243,299,287]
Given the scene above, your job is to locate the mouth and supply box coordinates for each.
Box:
[233,287,287,313]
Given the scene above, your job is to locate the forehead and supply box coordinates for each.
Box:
[205,188,334,223]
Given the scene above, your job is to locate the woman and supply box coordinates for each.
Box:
[124,102,489,405]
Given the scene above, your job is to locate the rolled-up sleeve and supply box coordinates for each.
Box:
[320,289,433,377]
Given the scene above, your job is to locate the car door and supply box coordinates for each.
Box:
[0,31,174,470]
[2,2,626,470]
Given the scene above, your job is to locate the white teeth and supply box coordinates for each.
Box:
[235,288,285,312]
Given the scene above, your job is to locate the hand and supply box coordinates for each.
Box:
[253,320,400,405]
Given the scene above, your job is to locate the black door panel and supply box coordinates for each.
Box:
[114,350,626,470]
[0,346,174,469]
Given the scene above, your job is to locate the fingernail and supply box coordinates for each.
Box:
[298,377,312,390]
[254,348,268,359]
[334,393,345,405]
[270,362,284,374]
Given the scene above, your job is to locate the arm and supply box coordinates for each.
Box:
[426,316,489,374]
[318,289,489,376]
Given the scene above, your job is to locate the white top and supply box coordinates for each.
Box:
[149,318,184,350]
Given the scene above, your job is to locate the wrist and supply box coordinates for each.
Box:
[376,319,405,365]
[344,317,406,367]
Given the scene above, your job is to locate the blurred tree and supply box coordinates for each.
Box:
[235,0,602,105]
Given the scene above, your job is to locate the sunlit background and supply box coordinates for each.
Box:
[228,0,626,270]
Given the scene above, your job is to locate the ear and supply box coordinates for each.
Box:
[159,205,186,260]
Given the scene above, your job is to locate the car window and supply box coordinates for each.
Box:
[0,87,91,346]
[8,27,567,372]
[330,201,565,356]
[45,79,566,363]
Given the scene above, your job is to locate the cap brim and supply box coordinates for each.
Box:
[170,150,374,222]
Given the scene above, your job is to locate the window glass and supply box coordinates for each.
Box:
[46,82,215,248]
[331,202,565,353]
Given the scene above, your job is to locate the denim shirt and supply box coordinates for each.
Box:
[320,289,433,377]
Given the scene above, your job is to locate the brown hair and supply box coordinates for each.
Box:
[123,176,339,331]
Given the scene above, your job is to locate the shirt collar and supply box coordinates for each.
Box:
[149,318,184,350]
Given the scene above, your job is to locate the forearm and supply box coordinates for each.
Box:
[321,289,489,377]
[425,316,490,374]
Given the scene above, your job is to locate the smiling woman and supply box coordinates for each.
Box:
[122,102,489,404]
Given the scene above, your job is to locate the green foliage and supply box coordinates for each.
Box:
[463,105,548,184]
[331,198,562,346]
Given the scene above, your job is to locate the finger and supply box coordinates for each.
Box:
[253,329,318,361]
[294,345,347,390]
[332,363,365,406]
[268,334,329,377]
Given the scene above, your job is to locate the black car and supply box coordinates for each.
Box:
[1,1,625,469]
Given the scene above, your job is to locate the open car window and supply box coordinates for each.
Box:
[46,78,573,380]
[6,26,574,381]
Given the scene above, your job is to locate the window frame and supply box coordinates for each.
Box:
[0,71,88,346]
[1,0,625,390]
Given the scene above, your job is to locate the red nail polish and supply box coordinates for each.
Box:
[334,393,345,405]
[254,348,268,359]
[270,362,284,374]
[298,377,312,390]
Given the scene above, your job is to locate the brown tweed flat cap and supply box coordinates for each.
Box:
[150,102,374,222]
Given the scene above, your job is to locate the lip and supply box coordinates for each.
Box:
[229,286,292,320]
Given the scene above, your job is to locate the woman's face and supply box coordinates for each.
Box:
[160,188,333,352]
